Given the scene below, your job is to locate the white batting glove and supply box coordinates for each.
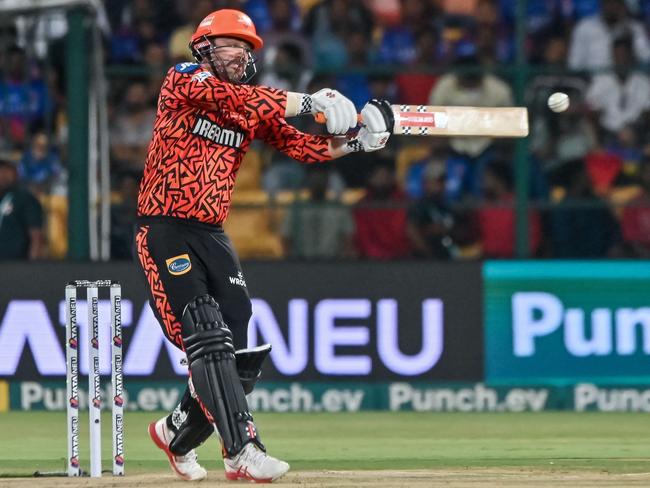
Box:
[361,99,394,133]
[346,127,390,152]
[344,99,393,152]
[310,88,358,134]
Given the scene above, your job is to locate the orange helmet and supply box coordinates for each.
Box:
[190,9,263,50]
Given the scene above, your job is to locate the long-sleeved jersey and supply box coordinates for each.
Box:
[137,62,332,225]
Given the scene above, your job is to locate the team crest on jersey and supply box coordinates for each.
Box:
[166,254,192,276]
[175,62,200,73]
[192,71,213,82]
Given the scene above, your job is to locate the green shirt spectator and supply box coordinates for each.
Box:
[0,160,44,260]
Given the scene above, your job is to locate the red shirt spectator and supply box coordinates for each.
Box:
[353,165,410,259]
[621,162,650,257]
[477,163,541,258]
[395,31,439,105]
[477,194,542,258]
[621,196,650,247]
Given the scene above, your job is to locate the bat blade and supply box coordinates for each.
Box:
[392,105,529,137]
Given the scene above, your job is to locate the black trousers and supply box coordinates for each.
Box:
[134,216,252,351]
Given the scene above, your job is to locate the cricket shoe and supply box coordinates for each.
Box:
[224,443,289,483]
[148,418,208,481]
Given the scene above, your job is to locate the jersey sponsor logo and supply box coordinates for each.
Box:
[191,71,213,82]
[191,115,244,148]
[175,62,200,73]
[229,271,247,288]
[166,254,192,276]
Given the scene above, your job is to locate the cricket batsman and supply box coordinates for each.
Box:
[135,8,393,483]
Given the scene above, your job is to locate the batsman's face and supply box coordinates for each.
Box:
[208,37,253,82]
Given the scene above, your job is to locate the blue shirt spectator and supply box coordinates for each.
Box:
[376,27,417,64]
[18,131,63,191]
[0,46,50,149]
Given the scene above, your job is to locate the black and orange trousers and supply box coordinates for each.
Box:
[134,216,252,351]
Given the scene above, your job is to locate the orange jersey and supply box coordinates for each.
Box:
[137,63,332,225]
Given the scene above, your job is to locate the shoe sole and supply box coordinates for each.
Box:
[224,466,289,483]
[148,421,206,481]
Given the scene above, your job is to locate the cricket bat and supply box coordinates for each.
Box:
[315,105,529,137]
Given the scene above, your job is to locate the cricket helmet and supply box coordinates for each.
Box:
[190,9,263,51]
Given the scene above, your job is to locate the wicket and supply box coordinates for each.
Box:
[65,280,124,477]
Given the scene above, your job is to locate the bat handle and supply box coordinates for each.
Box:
[314,112,363,125]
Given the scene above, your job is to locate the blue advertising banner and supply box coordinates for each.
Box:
[484,261,650,385]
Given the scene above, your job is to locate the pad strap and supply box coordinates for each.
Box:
[167,386,214,456]
[235,344,272,395]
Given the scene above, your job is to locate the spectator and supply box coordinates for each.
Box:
[568,0,650,71]
[530,106,596,183]
[621,159,650,257]
[168,0,215,63]
[244,0,274,34]
[605,125,644,176]
[584,147,623,196]
[586,36,650,135]
[109,81,156,172]
[548,161,621,257]
[476,162,542,258]
[18,130,63,195]
[260,0,311,74]
[353,164,411,259]
[376,0,436,65]
[142,42,170,103]
[335,30,373,109]
[280,167,354,259]
[111,171,140,259]
[406,161,457,259]
[428,42,513,200]
[531,29,568,66]
[259,41,312,92]
[303,0,374,70]
[395,30,441,105]
[474,0,513,64]
[110,0,163,63]
[0,46,51,151]
[0,159,45,260]
[526,31,591,195]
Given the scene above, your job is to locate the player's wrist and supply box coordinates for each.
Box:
[343,138,364,153]
[285,92,313,117]
[298,93,313,116]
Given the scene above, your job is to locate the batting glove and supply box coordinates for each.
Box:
[310,88,358,134]
[343,99,393,152]
[361,99,394,134]
[345,127,390,153]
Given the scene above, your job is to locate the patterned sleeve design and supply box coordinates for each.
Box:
[256,117,332,163]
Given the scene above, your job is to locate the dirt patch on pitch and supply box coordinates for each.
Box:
[2,469,650,487]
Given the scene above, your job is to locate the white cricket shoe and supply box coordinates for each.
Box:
[224,443,289,483]
[148,418,208,481]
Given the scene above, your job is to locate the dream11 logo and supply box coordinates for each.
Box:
[0,298,444,377]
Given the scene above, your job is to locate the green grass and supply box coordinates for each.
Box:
[0,411,648,477]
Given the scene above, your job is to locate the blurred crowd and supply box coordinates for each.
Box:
[2,0,650,260]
